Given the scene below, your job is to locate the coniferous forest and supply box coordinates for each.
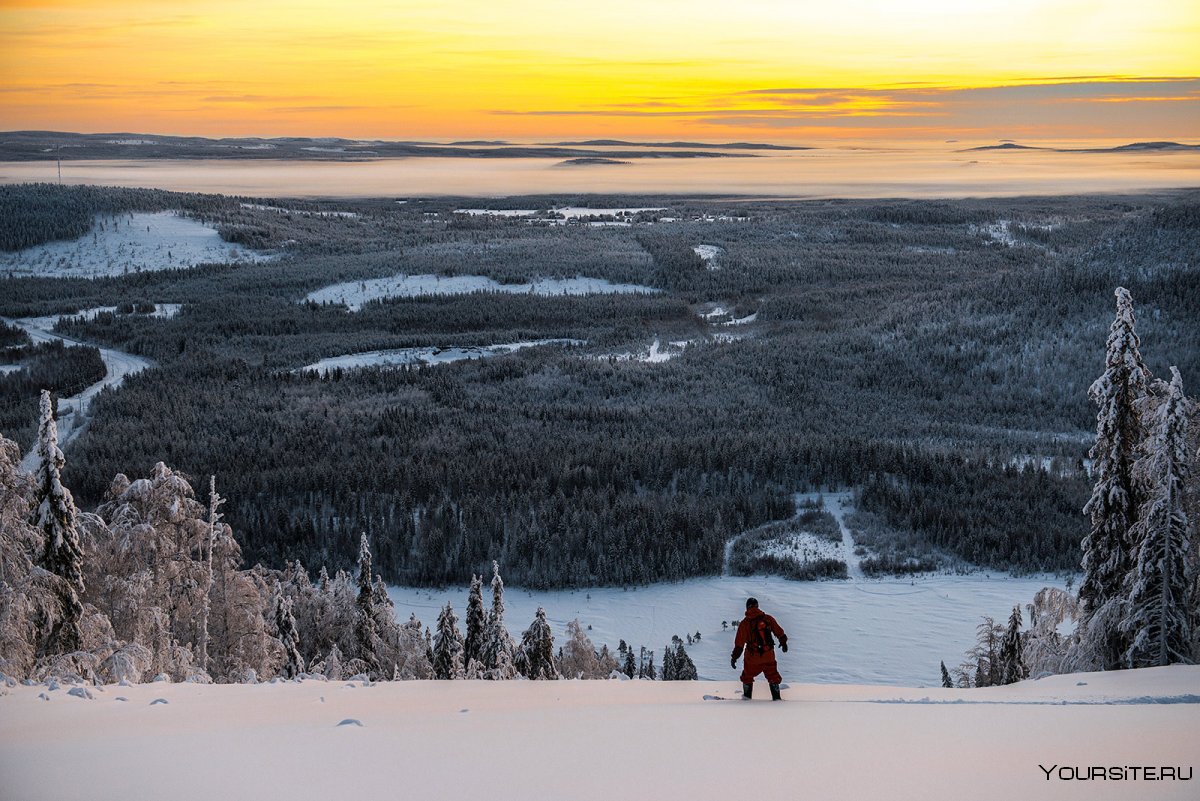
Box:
[1,184,1198,592]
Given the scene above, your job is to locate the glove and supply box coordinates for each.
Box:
[730,656,738,670]
[781,642,788,653]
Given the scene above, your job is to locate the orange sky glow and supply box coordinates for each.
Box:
[1,0,1197,142]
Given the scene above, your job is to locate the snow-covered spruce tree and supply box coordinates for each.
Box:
[517,607,559,680]
[480,561,516,679]
[354,533,383,676]
[622,645,636,678]
[672,642,698,681]
[940,661,953,689]
[31,390,85,655]
[998,605,1027,685]
[273,584,305,679]
[433,602,465,680]
[1080,288,1151,665]
[1121,367,1194,668]
[661,643,677,680]
[463,573,486,667]
[597,644,620,677]
[559,619,603,679]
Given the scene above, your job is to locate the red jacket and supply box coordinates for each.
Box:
[732,607,787,661]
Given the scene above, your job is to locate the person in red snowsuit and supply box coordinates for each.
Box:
[731,597,788,700]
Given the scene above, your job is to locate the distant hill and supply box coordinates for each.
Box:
[0,131,759,162]
[554,157,632,167]
[962,143,1045,152]
[547,139,809,151]
[1076,141,1200,152]
[964,140,1199,154]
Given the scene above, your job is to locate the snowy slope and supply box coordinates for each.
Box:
[1,667,1196,801]
[0,211,271,277]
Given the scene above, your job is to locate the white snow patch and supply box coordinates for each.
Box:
[299,339,584,374]
[5,667,1194,801]
[693,244,722,269]
[0,211,272,278]
[724,312,758,326]
[304,274,659,311]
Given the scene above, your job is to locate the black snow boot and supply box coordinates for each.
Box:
[742,683,753,700]
[769,683,782,701]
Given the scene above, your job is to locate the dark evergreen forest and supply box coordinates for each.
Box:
[1,183,1196,588]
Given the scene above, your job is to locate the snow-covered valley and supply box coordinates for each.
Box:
[2,667,1196,801]
[389,570,1070,687]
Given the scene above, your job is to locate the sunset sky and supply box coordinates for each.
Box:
[1,0,1197,142]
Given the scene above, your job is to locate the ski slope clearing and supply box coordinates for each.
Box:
[390,572,1070,687]
[304,273,659,311]
[1,667,1195,801]
[0,211,272,277]
[299,339,585,373]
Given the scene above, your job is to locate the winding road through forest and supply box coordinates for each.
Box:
[3,313,153,472]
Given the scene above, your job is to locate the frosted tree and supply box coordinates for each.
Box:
[940,661,953,688]
[196,475,224,673]
[31,391,85,655]
[517,607,559,680]
[1025,587,1082,676]
[596,643,620,677]
[672,641,698,681]
[621,645,636,678]
[661,642,677,680]
[559,619,602,679]
[273,584,305,679]
[463,573,486,667]
[354,533,383,676]
[998,605,1027,685]
[432,602,465,680]
[480,561,516,679]
[1121,367,1194,668]
[1080,288,1150,665]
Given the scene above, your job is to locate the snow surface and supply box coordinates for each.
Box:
[1,667,1196,801]
[304,273,659,311]
[0,211,272,277]
[389,570,1071,687]
[299,339,585,374]
[693,243,722,268]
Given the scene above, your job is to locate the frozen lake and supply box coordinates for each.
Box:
[388,572,1069,687]
[4,144,1198,198]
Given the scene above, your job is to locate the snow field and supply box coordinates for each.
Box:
[0,211,272,277]
[1,667,1196,801]
[303,273,660,311]
[298,339,585,373]
[389,571,1072,687]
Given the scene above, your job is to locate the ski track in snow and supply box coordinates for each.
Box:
[3,314,154,471]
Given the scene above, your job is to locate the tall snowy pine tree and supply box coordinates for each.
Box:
[463,573,486,667]
[1121,367,1194,668]
[480,561,516,679]
[31,390,85,655]
[999,605,1027,685]
[1080,288,1151,667]
[273,586,305,679]
[432,602,465,680]
[517,607,558,680]
[354,533,382,676]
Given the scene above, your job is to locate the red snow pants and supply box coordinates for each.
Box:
[740,648,782,684]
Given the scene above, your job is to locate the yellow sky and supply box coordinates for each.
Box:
[1,0,1197,141]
